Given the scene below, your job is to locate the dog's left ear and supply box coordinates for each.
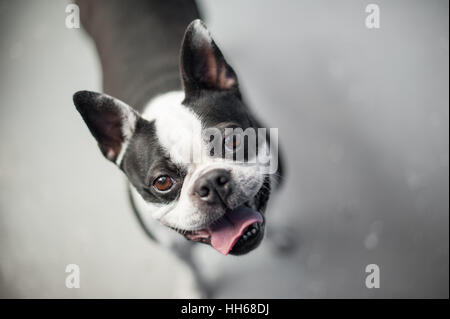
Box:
[180,19,238,96]
[73,91,138,165]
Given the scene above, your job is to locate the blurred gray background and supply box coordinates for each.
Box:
[0,0,448,298]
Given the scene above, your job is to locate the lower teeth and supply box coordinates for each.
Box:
[240,224,259,242]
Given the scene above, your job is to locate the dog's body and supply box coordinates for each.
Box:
[76,0,199,110]
[74,0,284,297]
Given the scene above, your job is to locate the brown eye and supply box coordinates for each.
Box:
[153,175,173,192]
[225,134,241,151]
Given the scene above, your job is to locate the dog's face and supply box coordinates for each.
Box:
[73,20,275,255]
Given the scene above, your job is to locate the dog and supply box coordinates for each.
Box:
[73,0,284,297]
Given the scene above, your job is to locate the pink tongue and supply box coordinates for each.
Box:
[209,206,263,255]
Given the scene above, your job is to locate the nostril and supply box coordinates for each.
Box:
[197,186,210,198]
[217,175,229,186]
[194,169,231,203]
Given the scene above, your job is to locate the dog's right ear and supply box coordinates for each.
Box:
[73,91,138,165]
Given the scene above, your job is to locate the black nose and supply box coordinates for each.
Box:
[194,169,232,205]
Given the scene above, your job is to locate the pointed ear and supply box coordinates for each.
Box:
[180,19,238,96]
[73,91,138,165]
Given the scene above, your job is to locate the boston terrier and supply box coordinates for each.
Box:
[73,0,284,297]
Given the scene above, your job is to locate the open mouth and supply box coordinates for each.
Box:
[184,204,264,255]
[171,176,270,255]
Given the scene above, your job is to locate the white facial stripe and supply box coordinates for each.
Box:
[142,91,203,166]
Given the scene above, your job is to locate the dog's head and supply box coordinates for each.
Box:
[73,20,279,255]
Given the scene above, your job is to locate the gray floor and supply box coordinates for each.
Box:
[0,0,448,298]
